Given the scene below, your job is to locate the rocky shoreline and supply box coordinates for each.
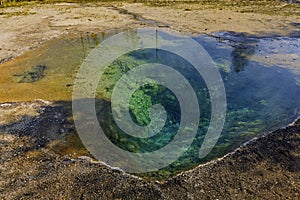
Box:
[0,100,299,199]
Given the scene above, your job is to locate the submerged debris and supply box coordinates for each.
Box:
[13,65,46,83]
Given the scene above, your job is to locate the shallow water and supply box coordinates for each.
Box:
[1,30,299,178]
[0,31,115,102]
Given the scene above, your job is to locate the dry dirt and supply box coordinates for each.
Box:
[1,2,300,63]
[1,2,300,199]
[0,101,299,199]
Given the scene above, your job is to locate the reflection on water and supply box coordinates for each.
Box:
[0,31,115,102]
[231,42,256,72]
[0,30,299,179]
[95,34,300,178]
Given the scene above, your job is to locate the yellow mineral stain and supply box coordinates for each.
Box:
[0,34,105,103]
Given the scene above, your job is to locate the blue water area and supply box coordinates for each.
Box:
[94,31,300,178]
[11,30,298,178]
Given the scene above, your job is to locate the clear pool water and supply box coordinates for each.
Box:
[1,30,299,178]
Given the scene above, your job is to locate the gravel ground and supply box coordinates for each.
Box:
[0,101,299,199]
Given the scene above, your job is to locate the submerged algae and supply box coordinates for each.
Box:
[0,31,299,179]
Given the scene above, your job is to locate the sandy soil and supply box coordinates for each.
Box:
[1,2,300,63]
[0,3,139,63]
[122,3,300,35]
